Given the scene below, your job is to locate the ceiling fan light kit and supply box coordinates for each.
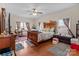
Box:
[27,8,43,16]
[32,13,37,16]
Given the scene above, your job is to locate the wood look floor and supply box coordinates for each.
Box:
[16,38,79,56]
[16,40,54,56]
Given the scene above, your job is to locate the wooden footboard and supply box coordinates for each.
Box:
[27,31,53,45]
[27,31,40,45]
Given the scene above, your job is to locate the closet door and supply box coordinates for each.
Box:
[0,8,6,34]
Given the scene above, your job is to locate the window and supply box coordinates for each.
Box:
[58,19,65,26]
[16,22,27,30]
[20,22,24,29]
[57,19,68,35]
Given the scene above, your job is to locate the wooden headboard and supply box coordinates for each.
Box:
[43,20,57,29]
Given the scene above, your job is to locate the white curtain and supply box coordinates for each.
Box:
[16,22,20,30]
[26,22,31,31]
[63,18,75,37]
[63,18,69,27]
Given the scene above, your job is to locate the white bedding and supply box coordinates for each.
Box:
[37,32,54,42]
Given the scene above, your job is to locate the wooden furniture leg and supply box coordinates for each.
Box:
[10,34,17,56]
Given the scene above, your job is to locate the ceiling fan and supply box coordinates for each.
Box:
[26,8,43,16]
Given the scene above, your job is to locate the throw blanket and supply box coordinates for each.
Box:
[37,32,54,42]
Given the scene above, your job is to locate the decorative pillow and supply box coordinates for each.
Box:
[50,28,54,32]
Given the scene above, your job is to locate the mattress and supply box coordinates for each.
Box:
[37,32,54,42]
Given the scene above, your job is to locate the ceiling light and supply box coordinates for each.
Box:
[33,13,37,16]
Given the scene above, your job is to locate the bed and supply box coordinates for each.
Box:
[37,32,54,42]
[27,21,57,45]
[27,31,54,45]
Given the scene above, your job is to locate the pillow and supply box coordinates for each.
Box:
[42,28,49,32]
[50,28,54,32]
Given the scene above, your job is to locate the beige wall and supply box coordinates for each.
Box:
[10,14,36,32]
[37,5,79,36]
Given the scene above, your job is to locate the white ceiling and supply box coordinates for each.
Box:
[0,3,78,18]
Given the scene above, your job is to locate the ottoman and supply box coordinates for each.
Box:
[52,38,59,44]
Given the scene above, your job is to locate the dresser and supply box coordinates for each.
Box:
[0,34,16,55]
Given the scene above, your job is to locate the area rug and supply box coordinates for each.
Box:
[16,43,24,51]
[26,39,35,46]
[48,43,69,56]
[16,36,27,42]
[0,43,24,56]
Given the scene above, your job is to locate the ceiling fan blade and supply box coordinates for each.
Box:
[25,8,43,15]
[26,10,31,12]
[29,13,33,15]
[37,12,43,14]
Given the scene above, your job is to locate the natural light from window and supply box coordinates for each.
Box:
[58,19,65,26]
